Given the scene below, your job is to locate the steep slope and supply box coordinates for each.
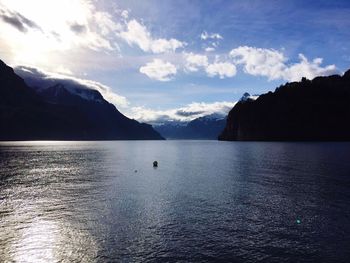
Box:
[0,60,88,140]
[33,83,163,140]
[0,59,163,140]
[219,73,350,141]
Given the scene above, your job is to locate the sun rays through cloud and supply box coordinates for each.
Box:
[0,0,349,123]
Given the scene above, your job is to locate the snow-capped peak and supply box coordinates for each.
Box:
[239,92,259,102]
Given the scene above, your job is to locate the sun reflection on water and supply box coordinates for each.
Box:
[6,214,99,263]
[13,219,58,263]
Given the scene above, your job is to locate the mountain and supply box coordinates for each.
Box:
[0,59,163,140]
[154,114,227,139]
[239,92,259,102]
[219,72,350,141]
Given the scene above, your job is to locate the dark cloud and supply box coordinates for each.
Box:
[1,14,26,32]
[51,31,61,40]
[175,110,205,117]
[0,8,42,33]
[70,23,87,35]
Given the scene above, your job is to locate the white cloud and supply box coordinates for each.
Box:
[56,66,73,75]
[185,53,208,72]
[121,10,129,19]
[15,65,129,108]
[283,54,338,81]
[184,53,236,79]
[206,62,237,79]
[77,79,129,108]
[230,46,286,80]
[93,11,123,37]
[230,46,338,81]
[200,31,222,53]
[128,101,236,124]
[205,47,215,52]
[119,19,185,54]
[200,31,223,40]
[139,59,177,81]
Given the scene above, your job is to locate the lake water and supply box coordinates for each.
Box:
[0,141,350,262]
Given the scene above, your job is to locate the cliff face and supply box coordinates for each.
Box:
[219,71,350,141]
[0,59,164,140]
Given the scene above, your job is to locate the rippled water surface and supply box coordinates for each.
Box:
[1,141,350,262]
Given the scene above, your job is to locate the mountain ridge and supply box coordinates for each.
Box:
[219,72,350,141]
[154,114,227,139]
[0,59,164,140]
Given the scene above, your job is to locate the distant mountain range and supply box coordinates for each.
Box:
[154,114,227,139]
[219,72,350,141]
[0,59,163,140]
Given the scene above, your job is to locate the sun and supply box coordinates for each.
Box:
[0,0,106,69]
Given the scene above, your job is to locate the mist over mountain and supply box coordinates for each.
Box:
[219,72,350,141]
[154,114,227,139]
[0,59,163,140]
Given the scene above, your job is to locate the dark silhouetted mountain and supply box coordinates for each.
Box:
[154,114,227,139]
[219,72,350,141]
[0,59,163,140]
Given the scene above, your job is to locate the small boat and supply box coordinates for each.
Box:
[153,161,158,167]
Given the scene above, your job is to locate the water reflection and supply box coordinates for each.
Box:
[0,142,109,262]
[1,141,350,262]
[6,214,99,263]
[14,219,59,262]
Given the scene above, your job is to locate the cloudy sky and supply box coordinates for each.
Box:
[1,0,349,123]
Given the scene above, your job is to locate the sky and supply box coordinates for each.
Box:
[0,0,349,123]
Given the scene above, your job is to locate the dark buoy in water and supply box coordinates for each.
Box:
[153,161,158,168]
